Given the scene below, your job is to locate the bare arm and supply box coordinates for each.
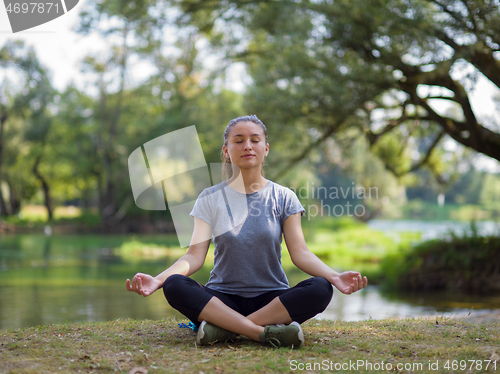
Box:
[126,217,212,297]
[283,213,367,294]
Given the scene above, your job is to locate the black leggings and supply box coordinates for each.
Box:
[163,274,334,327]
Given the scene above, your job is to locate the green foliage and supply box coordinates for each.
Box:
[56,210,103,227]
[297,216,421,283]
[372,132,413,176]
[1,11,249,223]
[0,40,58,218]
[3,0,500,226]
[183,0,500,181]
[381,222,500,292]
[303,215,364,232]
[479,173,500,210]
[116,239,184,261]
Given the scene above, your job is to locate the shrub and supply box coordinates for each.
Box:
[380,222,500,293]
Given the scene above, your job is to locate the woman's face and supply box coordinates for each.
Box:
[223,121,269,172]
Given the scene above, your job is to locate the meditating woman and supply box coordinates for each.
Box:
[126,115,368,348]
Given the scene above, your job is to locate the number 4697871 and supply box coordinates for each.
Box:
[6,3,60,14]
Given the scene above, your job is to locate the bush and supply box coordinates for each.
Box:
[380,222,500,293]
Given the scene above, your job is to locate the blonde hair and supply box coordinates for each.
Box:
[221,115,268,180]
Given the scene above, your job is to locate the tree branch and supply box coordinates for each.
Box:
[433,29,500,89]
[407,130,446,174]
[366,113,408,147]
[271,116,349,181]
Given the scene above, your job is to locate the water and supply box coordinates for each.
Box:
[318,287,500,322]
[1,225,499,330]
[367,219,500,241]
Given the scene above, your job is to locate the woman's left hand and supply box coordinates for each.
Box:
[331,271,368,295]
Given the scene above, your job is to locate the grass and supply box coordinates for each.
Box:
[399,201,500,221]
[0,317,499,373]
[1,217,499,373]
[3,205,101,228]
[295,216,422,283]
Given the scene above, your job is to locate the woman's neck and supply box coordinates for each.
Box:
[226,168,267,194]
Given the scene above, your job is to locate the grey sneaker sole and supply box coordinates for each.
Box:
[196,320,235,345]
[290,321,304,347]
[196,320,208,345]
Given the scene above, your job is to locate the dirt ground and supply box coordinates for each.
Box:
[456,309,500,324]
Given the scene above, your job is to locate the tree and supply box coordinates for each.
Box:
[312,0,500,164]
[75,0,173,223]
[73,0,250,225]
[176,0,500,183]
[0,41,56,219]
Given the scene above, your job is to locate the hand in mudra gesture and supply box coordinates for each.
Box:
[331,271,368,295]
[126,273,162,297]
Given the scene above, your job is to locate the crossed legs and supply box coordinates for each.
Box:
[197,295,292,341]
[163,274,333,342]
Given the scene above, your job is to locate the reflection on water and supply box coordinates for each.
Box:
[1,230,499,330]
[0,283,184,329]
[0,234,189,330]
[317,286,500,322]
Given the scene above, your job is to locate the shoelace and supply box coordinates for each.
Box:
[265,326,286,348]
[267,337,281,348]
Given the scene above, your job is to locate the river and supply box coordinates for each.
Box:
[1,220,499,330]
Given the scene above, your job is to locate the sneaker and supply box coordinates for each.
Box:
[196,321,235,345]
[259,321,304,349]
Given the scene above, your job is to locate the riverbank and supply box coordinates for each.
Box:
[1,317,498,374]
[0,217,175,235]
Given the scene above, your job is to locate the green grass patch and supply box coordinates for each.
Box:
[297,216,421,283]
[3,205,102,227]
[1,317,498,373]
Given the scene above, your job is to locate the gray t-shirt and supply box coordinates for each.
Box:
[189,180,305,297]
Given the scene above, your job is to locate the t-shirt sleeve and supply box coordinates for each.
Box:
[189,188,213,227]
[281,188,305,225]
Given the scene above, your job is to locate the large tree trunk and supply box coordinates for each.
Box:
[0,112,9,216]
[8,179,20,215]
[33,155,53,221]
[0,189,8,217]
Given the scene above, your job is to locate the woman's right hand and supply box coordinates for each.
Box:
[126,273,162,297]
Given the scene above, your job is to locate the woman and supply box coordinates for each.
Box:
[126,115,368,348]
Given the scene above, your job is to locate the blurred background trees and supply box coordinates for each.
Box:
[0,41,56,219]
[0,0,499,228]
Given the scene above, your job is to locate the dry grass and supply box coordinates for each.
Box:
[1,317,499,373]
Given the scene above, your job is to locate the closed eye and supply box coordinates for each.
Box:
[235,140,260,144]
